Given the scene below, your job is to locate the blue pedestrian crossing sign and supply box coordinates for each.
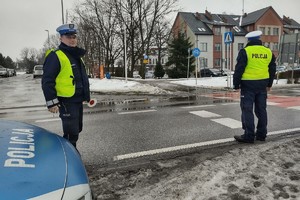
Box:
[224,32,233,44]
[192,48,201,57]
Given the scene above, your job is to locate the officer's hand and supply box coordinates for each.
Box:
[48,105,59,113]
[267,87,271,92]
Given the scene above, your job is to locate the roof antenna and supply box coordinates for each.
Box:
[239,0,244,26]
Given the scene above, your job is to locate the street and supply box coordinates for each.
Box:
[1,74,300,167]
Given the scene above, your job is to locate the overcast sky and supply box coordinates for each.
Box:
[0,0,299,61]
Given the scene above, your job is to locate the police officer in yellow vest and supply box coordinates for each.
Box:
[233,30,276,143]
[42,23,90,150]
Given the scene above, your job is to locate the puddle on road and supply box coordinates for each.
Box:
[85,90,236,114]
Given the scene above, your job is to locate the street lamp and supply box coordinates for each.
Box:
[61,0,64,24]
[45,30,50,48]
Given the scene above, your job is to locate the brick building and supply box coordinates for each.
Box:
[171,6,300,71]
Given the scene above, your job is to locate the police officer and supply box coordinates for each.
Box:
[42,23,90,150]
[233,30,276,143]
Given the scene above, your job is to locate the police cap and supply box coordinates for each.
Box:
[245,30,262,40]
[56,23,77,35]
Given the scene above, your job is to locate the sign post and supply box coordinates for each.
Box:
[192,48,201,85]
[224,32,233,88]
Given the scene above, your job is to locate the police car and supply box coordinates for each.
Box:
[0,120,92,200]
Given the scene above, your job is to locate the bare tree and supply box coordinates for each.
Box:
[71,0,178,78]
[74,0,123,75]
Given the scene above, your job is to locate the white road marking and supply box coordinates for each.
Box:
[114,138,234,161]
[181,105,215,109]
[211,118,242,129]
[267,102,279,106]
[118,109,157,115]
[35,118,60,123]
[221,102,239,106]
[114,128,300,161]
[287,106,300,110]
[189,110,221,118]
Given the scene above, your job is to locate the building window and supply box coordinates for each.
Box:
[259,27,265,35]
[272,43,279,51]
[214,27,221,35]
[214,58,221,67]
[267,27,271,35]
[273,28,279,35]
[200,57,208,68]
[264,42,269,48]
[199,43,207,52]
[215,43,221,51]
[238,43,244,51]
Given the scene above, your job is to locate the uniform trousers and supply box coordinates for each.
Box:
[59,102,83,147]
[240,89,268,141]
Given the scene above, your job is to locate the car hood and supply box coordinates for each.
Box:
[0,120,89,200]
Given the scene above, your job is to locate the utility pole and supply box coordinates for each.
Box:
[61,0,64,24]
[45,30,50,48]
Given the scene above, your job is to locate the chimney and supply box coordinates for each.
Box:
[205,10,213,20]
[195,12,202,20]
[283,15,292,25]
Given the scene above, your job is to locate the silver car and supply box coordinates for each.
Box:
[33,65,43,78]
[0,67,8,77]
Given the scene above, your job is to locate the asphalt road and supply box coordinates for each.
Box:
[1,74,300,168]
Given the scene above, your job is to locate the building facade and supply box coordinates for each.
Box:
[171,6,300,72]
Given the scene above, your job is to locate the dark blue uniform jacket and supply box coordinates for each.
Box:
[42,43,90,107]
[233,39,276,91]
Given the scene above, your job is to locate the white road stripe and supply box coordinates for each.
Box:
[118,109,156,115]
[35,118,60,123]
[211,118,242,129]
[287,106,300,110]
[114,128,300,161]
[114,138,234,161]
[221,102,239,106]
[267,102,279,106]
[181,105,215,109]
[189,110,221,118]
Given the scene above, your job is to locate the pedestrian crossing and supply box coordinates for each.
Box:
[189,110,242,129]
[201,92,300,111]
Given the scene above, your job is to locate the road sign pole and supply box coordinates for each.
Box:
[187,48,190,79]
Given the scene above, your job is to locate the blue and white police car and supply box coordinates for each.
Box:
[0,120,92,200]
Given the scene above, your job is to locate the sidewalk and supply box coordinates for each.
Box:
[89,135,300,200]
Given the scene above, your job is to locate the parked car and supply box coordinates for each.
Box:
[276,65,287,72]
[33,65,43,78]
[0,66,9,77]
[0,119,92,200]
[7,69,16,77]
[200,68,223,77]
[221,69,234,76]
[133,74,142,79]
[145,71,154,78]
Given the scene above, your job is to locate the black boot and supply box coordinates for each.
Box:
[234,135,254,143]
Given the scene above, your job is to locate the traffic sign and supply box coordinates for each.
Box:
[192,48,201,57]
[224,32,233,44]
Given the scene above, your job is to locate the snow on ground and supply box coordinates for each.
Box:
[89,76,289,95]
[89,78,172,95]
[90,137,300,200]
[171,76,288,88]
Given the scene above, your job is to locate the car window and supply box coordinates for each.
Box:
[34,66,43,70]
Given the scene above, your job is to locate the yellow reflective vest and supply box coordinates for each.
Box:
[242,45,272,80]
[46,49,75,97]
